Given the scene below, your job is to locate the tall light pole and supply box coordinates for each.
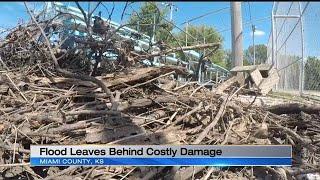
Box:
[230,2,243,67]
[185,22,189,46]
[161,2,178,21]
[152,13,156,42]
[252,25,256,65]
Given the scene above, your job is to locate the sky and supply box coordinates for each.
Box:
[0,2,273,50]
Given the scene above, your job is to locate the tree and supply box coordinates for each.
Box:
[127,2,173,42]
[224,49,235,70]
[173,24,225,67]
[244,44,267,65]
[225,49,250,70]
[128,4,226,68]
[304,56,320,90]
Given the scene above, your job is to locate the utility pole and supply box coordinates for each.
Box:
[203,36,206,55]
[252,25,256,65]
[185,22,189,46]
[230,2,243,67]
[135,12,140,32]
[162,2,178,21]
[170,4,173,21]
[152,13,156,42]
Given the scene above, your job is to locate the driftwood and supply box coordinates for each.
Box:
[230,64,279,96]
[193,96,228,144]
[267,103,320,114]
[1,64,319,179]
[27,66,188,91]
[213,73,244,94]
[0,3,319,180]
[136,43,220,60]
[230,64,272,73]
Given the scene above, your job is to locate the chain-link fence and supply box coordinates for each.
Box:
[266,2,320,97]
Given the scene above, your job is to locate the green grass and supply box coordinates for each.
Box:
[269,91,320,104]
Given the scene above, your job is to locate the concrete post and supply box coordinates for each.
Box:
[231,2,243,67]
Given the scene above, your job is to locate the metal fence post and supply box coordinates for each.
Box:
[298,2,305,96]
[185,22,189,46]
[271,3,275,65]
[216,71,219,84]
[271,5,278,90]
[198,64,202,83]
[252,25,256,65]
[152,14,156,42]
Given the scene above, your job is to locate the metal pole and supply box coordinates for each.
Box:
[271,4,279,90]
[230,2,243,67]
[216,71,219,84]
[170,4,173,21]
[298,2,305,96]
[271,11,275,65]
[252,25,256,65]
[152,13,156,42]
[273,15,300,18]
[185,22,189,46]
[198,64,202,83]
[136,12,140,32]
[203,36,206,55]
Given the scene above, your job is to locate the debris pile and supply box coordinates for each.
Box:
[230,64,280,96]
[0,9,320,180]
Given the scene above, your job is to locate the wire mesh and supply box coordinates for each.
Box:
[267,2,320,96]
[174,5,231,84]
[302,2,320,95]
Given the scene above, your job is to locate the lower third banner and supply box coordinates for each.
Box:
[30,145,292,166]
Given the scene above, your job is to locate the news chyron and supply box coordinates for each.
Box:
[30,145,292,166]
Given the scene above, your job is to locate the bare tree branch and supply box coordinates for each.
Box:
[24,2,117,110]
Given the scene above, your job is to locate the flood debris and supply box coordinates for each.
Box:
[230,64,280,96]
[0,3,319,180]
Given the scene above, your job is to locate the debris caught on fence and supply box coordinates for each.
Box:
[0,4,319,180]
[230,64,280,96]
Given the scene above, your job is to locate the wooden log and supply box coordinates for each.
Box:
[0,141,30,154]
[161,80,176,90]
[192,96,228,144]
[123,95,199,110]
[31,66,188,91]
[137,43,220,60]
[0,84,9,94]
[258,68,279,95]
[65,95,198,116]
[85,124,145,143]
[213,73,245,94]
[173,167,206,180]
[100,66,188,90]
[230,64,272,73]
[106,128,185,145]
[250,68,263,87]
[267,103,320,115]
[47,121,90,133]
[132,110,167,125]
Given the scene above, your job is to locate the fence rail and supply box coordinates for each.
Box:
[267,2,320,97]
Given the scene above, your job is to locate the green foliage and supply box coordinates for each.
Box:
[224,49,251,70]
[305,56,320,90]
[127,2,173,42]
[224,49,232,70]
[243,59,251,66]
[172,24,225,67]
[244,44,267,64]
[128,4,226,68]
